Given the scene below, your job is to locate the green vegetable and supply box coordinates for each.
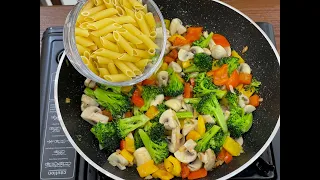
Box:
[192,32,213,48]
[84,87,95,98]
[225,91,239,109]
[183,98,201,105]
[97,83,121,94]
[133,105,143,116]
[164,68,184,97]
[93,87,131,118]
[244,77,261,93]
[209,129,229,153]
[196,93,228,133]
[134,128,144,149]
[227,108,253,138]
[141,85,163,111]
[183,72,199,82]
[90,122,120,155]
[205,123,214,131]
[217,56,240,76]
[144,121,166,141]
[193,72,227,98]
[195,125,221,152]
[151,103,167,122]
[184,53,213,73]
[116,114,150,138]
[175,111,193,119]
[139,129,169,164]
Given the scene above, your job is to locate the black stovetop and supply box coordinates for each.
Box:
[40,23,280,180]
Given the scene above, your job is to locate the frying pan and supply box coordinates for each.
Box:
[54,0,280,179]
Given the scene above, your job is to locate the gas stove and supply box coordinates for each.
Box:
[40,22,280,180]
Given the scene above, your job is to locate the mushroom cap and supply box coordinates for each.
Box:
[188,158,203,171]
[159,109,180,130]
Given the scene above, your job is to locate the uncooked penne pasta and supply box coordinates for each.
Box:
[75,27,89,37]
[90,53,98,59]
[81,5,106,17]
[77,44,91,55]
[148,48,156,56]
[124,62,142,75]
[115,6,125,16]
[91,23,122,37]
[97,67,110,77]
[97,56,114,64]
[94,48,122,59]
[87,18,114,30]
[79,22,91,29]
[103,33,117,43]
[112,0,120,6]
[149,31,157,40]
[104,74,131,82]
[83,0,95,10]
[100,36,119,52]
[94,0,103,6]
[135,59,150,68]
[82,56,99,74]
[114,61,136,77]
[84,51,91,59]
[89,34,104,48]
[112,16,136,24]
[135,11,150,36]
[136,33,159,49]
[135,43,149,50]
[113,31,134,56]
[145,12,156,30]
[122,23,143,36]
[88,45,98,51]
[117,29,143,44]
[117,43,125,53]
[103,0,114,8]
[117,53,141,62]
[122,0,132,9]
[107,62,119,74]
[133,48,150,58]
[128,0,144,10]
[76,36,95,47]
[76,15,86,26]
[85,8,118,21]
[142,4,148,14]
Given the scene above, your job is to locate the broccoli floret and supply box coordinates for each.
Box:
[183,72,199,82]
[184,53,213,73]
[97,83,121,94]
[93,87,130,118]
[90,122,120,155]
[84,87,95,98]
[134,128,144,149]
[144,121,165,141]
[195,125,221,152]
[217,56,240,76]
[227,108,253,138]
[209,129,229,153]
[164,68,184,97]
[116,114,150,138]
[133,105,143,116]
[192,32,213,48]
[151,103,167,122]
[184,98,201,105]
[205,123,214,131]
[244,77,261,93]
[193,72,227,98]
[138,129,169,164]
[196,93,228,133]
[141,85,163,111]
[225,91,239,109]
[175,111,193,119]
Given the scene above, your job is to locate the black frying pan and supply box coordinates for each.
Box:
[55,0,280,179]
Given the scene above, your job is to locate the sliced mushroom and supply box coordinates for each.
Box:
[178,49,194,62]
[169,127,185,153]
[108,151,129,170]
[165,99,182,112]
[170,18,185,35]
[224,110,230,120]
[211,45,227,59]
[144,175,153,179]
[203,48,211,55]
[182,119,198,136]
[224,46,232,57]
[81,106,109,124]
[238,94,249,108]
[159,109,180,130]
[238,63,251,74]
[175,95,184,101]
[244,105,256,113]
[182,139,197,150]
[190,46,204,54]
[133,147,152,166]
[150,94,165,107]
[165,40,172,54]
[174,139,197,163]
[157,71,169,87]
[203,31,209,37]
[202,115,215,124]
[188,158,203,171]
[84,78,96,88]
[181,101,194,112]
[81,94,98,106]
[169,61,182,73]
[198,149,216,171]
[178,44,191,51]
[81,103,89,111]
[235,136,243,146]
[177,25,187,35]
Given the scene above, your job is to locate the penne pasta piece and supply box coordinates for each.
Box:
[84,51,91,59]
[94,48,122,59]
[94,0,104,6]
[112,16,136,24]
[103,0,114,8]
[115,6,125,16]
[76,36,95,47]
[135,59,150,68]
[135,11,150,36]
[112,0,120,6]
[90,53,98,59]
[91,23,122,37]
[104,74,132,82]
[76,15,86,26]
[85,8,118,21]
[82,56,99,74]
[100,36,119,52]
[114,61,136,77]
[149,31,157,40]
[128,0,144,10]
[118,53,141,62]
[145,12,156,30]
[102,33,117,43]
[142,4,148,14]
[75,27,89,37]
[136,33,159,49]
[117,28,143,44]
[117,43,125,53]
[79,22,91,29]
[81,5,106,17]
[87,18,114,30]
[113,31,134,56]
[122,23,143,36]
[89,34,104,48]
[77,44,91,55]
[88,45,98,50]
[122,0,133,9]
[124,62,142,75]
[135,43,149,50]
[83,0,95,10]
[97,67,110,77]
[133,48,150,58]
[107,62,119,74]
[97,56,114,64]
[147,48,156,56]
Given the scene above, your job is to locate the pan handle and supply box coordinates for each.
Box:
[255,157,275,177]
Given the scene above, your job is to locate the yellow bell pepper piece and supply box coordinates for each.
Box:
[166,156,181,177]
[197,115,206,136]
[120,149,134,162]
[223,136,243,156]
[182,60,191,69]
[168,34,185,44]
[179,119,184,128]
[186,130,201,141]
[160,62,169,71]
[176,60,183,68]
[121,86,133,93]
[164,158,173,172]
[137,160,159,178]
[125,137,135,153]
[152,169,174,180]
[164,19,170,30]
[236,84,254,98]
[145,105,160,119]
[231,50,245,64]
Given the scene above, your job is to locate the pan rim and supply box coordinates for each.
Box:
[54,0,280,179]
